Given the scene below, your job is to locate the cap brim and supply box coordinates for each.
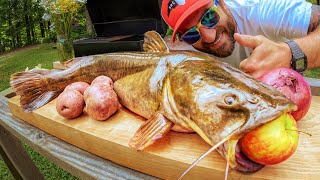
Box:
[172,0,212,42]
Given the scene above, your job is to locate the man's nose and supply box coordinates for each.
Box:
[199,27,216,43]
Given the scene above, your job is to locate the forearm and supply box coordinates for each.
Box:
[295,25,320,69]
[294,5,320,69]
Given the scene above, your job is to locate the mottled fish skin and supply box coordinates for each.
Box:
[10,31,297,173]
[10,52,162,112]
[159,59,296,172]
[46,52,162,91]
[114,51,203,119]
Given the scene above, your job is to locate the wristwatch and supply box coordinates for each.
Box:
[285,40,308,73]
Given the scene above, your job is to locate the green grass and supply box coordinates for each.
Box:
[0,44,59,91]
[304,68,320,78]
[0,44,78,179]
[0,156,14,180]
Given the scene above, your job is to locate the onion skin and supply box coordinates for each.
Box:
[258,68,311,121]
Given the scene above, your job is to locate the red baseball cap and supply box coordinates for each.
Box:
[161,0,212,42]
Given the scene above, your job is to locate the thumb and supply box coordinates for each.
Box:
[234,33,262,50]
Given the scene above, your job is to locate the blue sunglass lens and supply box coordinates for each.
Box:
[181,7,220,45]
[182,27,201,45]
[201,8,220,28]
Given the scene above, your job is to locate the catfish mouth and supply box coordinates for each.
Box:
[229,96,297,173]
[234,143,264,173]
[217,137,264,173]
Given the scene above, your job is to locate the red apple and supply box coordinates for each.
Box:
[239,113,299,165]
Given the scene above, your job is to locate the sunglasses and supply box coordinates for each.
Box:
[181,3,220,45]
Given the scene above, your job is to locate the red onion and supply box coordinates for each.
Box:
[259,68,312,121]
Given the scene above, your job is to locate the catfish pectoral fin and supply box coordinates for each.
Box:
[129,112,173,151]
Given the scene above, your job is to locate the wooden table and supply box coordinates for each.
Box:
[1,77,319,180]
[0,93,158,180]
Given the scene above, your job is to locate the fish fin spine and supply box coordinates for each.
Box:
[10,71,59,112]
[129,112,173,150]
[143,31,169,52]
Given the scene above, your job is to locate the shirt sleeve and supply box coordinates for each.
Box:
[257,0,312,39]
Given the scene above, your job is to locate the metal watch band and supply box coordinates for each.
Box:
[285,40,307,72]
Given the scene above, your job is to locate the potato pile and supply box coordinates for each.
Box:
[55,76,119,120]
[56,82,89,119]
[84,76,119,120]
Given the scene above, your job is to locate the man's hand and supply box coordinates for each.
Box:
[234,33,292,78]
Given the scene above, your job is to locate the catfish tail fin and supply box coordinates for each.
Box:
[10,71,59,112]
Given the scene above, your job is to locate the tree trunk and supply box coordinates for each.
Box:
[8,18,15,49]
[25,15,32,44]
[25,15,31,44]
[29,16,36,43]
[24,0,32,45]
[31,28,35,43]
[85,6,94,35]
[40,21,45,37]
[0,39,4,52]
[47,21,51,31]
[16,33,22,48]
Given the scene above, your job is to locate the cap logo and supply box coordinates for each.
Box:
[167,0,185,17]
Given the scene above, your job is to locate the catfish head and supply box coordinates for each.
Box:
[164,59,297,173]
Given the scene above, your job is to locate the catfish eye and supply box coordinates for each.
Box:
[224,96,235,105]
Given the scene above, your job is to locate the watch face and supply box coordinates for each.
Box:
[286,40,307,73]
[295,58,307,73]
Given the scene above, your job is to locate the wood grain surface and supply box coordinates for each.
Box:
[8,95,320,180]
[0,95,157,180]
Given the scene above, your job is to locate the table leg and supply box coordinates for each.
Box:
[0,125,44,180]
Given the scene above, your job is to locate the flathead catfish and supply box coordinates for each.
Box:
[11,31,297,174]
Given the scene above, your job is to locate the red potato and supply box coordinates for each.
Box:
[91,76,113,89]
[84,84,119,121]
[56,90,85,119]
[64,82,90,95]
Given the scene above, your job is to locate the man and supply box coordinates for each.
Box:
[161,0,320,78]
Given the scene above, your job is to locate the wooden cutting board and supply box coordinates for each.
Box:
[8,95,320,180]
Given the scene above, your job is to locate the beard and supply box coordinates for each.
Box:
[196,19,236,57]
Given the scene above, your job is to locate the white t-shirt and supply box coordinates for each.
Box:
[216,0,312,68]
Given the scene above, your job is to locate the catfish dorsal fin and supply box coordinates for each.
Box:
[129,112,173,150]
[143,31,169,52]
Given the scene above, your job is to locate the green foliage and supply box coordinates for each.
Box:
[165,28,173,36]
[0,0,46,50]
[71,6,95,40]
[307,0,318,4]
[0,0,90,53]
